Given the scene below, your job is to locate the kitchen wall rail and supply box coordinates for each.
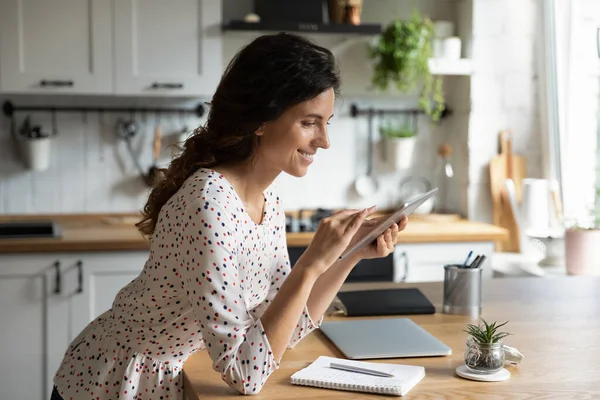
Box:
[349,103,452,119]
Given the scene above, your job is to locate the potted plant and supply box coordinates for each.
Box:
[564,193,600,275]
[463,319,512,374]
[368,9,445,122]
[379,121,417,170]
[14,116,54,171]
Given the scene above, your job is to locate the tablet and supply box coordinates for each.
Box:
[339,188,438,261]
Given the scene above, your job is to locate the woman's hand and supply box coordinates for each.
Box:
[297,207,377,276]
[350,215,408,260]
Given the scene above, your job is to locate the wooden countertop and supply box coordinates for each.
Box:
[0,213,507,254]
[183,276,600,399]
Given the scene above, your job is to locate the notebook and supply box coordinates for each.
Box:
[290,355,425,396]
[335,288,435,317]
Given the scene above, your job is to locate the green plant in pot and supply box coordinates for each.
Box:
[379,118,417,170]
[563,146,600,274]
[369,9,445,122]
[463,319,512,374]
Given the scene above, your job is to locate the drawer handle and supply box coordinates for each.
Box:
[40,79,74,87]
[151,82,184,89]
[76,260,83,294]
[395,251,409,282]
[53,260,61,294]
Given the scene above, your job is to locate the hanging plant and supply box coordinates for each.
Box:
[369,9,445,122]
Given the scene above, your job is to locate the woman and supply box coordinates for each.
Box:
[51,32,407,400]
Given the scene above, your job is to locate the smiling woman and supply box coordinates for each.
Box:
[50,32,408,400]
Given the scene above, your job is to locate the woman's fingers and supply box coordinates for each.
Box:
[344,206,376,234]
[391,223,399,245]
[398,216,408,231]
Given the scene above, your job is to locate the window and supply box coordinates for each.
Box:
[542,0,600,225]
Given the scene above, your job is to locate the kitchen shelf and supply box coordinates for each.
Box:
[428,58,473,76]
[222,20,382,35]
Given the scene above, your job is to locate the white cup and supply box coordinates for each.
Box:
[442,37,462,59]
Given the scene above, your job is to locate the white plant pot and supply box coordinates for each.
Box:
[386,136,416,170]
[564,228,600,275]
[18,137,53,171]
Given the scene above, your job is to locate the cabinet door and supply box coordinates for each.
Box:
[67,251,147,340]
[114,0,223,96]
[394,242,495,283]
[0,0,113,94]
[0,255,68,400]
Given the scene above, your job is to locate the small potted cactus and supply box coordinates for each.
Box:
[463,319,512,374]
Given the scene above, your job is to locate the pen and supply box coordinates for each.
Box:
[329,362,394,378]
[462,250,473,268]
[473,255,486,269]
[468,255,480,269]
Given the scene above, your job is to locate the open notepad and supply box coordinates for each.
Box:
[290,356,425,396]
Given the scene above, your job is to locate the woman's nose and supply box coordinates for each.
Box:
[316,128,330,149]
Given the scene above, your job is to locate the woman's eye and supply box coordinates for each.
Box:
[302,121,317,127]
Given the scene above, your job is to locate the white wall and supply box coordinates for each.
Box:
[466,0,541,223]
[0,0,543,219]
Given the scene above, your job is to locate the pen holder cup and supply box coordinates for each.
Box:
[442,264,482,318]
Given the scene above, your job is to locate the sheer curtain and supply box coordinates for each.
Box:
[540,0,600,226]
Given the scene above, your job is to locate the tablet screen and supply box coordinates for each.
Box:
[339,188,438,261]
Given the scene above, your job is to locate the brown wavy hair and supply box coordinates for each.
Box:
[136,33,340,236]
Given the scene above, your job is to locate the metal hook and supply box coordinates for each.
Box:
[51,108,58,136]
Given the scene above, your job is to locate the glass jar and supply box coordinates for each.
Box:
[464,337,505,374]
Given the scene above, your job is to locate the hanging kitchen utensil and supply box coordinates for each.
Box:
[354,109,379,197]
[433,143,454,214]
[147,121,163,186]
[115,118,150,185]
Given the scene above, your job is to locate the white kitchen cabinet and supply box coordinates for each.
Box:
[66,251,147,341]
[113,0,223,96]
[393,242,495,283]
[0,250,147,400]
[0,0,113,94]
[0,255,68,400]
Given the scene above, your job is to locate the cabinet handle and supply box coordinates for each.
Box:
[395,251,409,282]
[597,27,600,59]
[53,261,61,294]
[76,260,83,293]
[40,79,74,87]
[150,82,184,89]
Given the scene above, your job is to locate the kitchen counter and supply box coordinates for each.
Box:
[182,276,600,399]
[0,213,508,254]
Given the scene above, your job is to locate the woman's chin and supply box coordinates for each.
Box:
[285,166,309,178]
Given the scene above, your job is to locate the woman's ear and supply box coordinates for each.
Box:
[255,125,265,137]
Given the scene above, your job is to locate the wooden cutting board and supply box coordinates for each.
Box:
[489,130,526,252]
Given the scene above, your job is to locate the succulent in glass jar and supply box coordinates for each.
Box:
[463,319,512,374]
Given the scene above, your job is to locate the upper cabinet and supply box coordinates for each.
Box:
[0,0,223,96]
[114,0,223,96]
[0,0,113,94]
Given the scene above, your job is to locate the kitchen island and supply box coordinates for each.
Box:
[182,276,600,399]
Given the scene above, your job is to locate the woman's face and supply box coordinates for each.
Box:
[256,88,335,177]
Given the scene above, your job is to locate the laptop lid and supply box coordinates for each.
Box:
[319,317,452,360]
